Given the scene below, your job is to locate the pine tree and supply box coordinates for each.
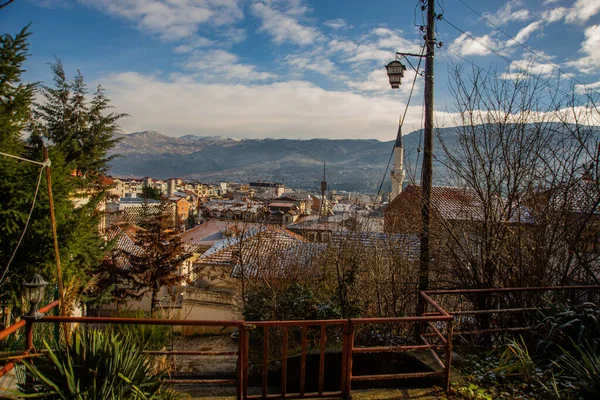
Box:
[35,61,127,179]
[1,29,126,306]
[0,26,42,298]
[121,201,191,316]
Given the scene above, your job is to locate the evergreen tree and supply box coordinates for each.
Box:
[121,201,191,316]
[0,26,42,298]
[1,29,126,307]
[140,184,162,201]
[35,60,127,179]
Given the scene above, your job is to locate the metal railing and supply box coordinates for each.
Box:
[7,287,597,398]
[423,285,600,343]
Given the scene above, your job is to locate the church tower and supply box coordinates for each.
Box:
[390,118,405,200]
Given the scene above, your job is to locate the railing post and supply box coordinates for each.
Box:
[25,319,34,351]
[444,318,454,392]
[340,322,348,397]
[237,324,245,400]
[342,320,354,399]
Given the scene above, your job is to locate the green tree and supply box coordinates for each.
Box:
[35,60,126,179]
[0,26,44,299]
[0,28,125,308]
[121,201,191,316]
[141,184,162,200]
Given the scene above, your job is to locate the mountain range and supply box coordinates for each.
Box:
[108,129,448,193]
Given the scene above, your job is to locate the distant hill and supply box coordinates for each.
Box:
[109,129,438,192]
[108,124,598,193]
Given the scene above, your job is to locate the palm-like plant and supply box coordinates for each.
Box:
[18,328,164,399]
[553,340,600,398]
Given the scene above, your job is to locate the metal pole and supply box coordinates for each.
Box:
[42,147,65,317]
[25,319,33,351]
[418,0,436,317]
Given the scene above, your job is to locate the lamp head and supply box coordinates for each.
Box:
[23,274,48,319]
[385,60,407,89]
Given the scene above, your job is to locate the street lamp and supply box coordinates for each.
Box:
[23,274,48,319]
[385,60,407,89]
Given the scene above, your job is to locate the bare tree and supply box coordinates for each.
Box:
[430,64,600,319]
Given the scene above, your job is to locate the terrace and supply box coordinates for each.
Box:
[0,285,598,399]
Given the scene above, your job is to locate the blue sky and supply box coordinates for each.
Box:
[3,0,600,140]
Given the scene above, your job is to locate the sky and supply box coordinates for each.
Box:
[3,0,600,141]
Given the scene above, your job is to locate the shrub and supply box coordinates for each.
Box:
[553,341,600,399]
[18,327,164,399]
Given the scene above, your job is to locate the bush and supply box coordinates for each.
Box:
[18,327,164,399]
[553,341,600,399]
[112,321,172,351]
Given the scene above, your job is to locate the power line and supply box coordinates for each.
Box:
[375,44,426,202]
[455,0,599,96]
[441,17,576,101]
[0,165,45,286]
[444,45,556,111]
[0,151,47,166]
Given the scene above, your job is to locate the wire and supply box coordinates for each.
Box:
[375,44,426,202]
[0,165,45,286]
[444,45,555,111]
[0,151,47,166]
[416,93,426,183]
[455,0,600,97]
[441,17,574,100]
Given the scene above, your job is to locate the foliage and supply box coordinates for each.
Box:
[18,328,164,399]
[111,311,172,351]
[120,200,191,316]
[34,59,126,178]
[0,26,40,298]
[243,283,341,321]
[141,185,162,201]
[438,348,550,400]
[533,302,600,360]
[494,336,539,383]
[553,341,600,399]
[0,28,125,306]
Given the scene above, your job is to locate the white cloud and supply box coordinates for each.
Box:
[182,49,276,81]
[100,72,441,140]
[285,54,338,77]
[575,80,600,93]
[509,21,542,45]
[482,0,530,26]
[541,6,568,23]
[79,0,244,40]
[324,19,348,30]
[448,32,496,56]
[501,58,556,80]
[328,29,421,65]
[565,0,600,24]
[251,1,321,46]
[370,28,421,53]
[348,68,420,95]
[567,24,600,74]
[174,37,216,54]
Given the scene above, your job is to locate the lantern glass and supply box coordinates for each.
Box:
[23,274,48,317]
[385,60,406,89]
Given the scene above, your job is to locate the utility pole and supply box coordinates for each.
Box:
[43,147,65,317]
[418,0,436,316]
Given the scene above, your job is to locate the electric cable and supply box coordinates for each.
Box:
[441,17,574,101]
[0,164,45,286]
[0,151,46,166]
[375,44,426,203]
[455,0,600,97]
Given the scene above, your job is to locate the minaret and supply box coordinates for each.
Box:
[390,118,405,200]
